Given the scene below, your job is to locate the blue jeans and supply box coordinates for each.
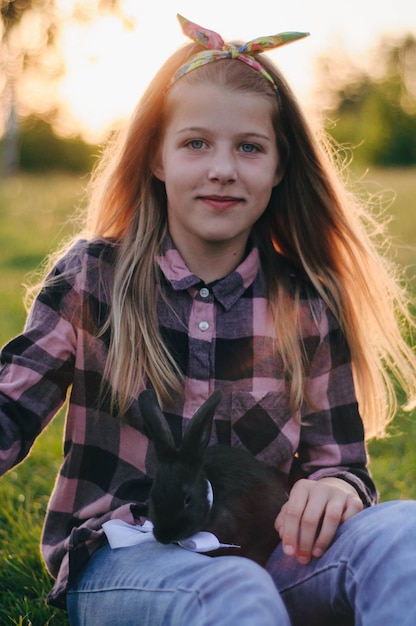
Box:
[67,501,416,625]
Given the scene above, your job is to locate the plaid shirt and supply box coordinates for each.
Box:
[0,236,376,608]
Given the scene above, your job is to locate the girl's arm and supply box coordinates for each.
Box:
[276,302,376,564]
[0,253,80,475]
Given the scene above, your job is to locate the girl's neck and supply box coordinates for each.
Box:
[174,238,248,283]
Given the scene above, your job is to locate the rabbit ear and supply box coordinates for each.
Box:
[138,389,176,460]
[180,390,222,462]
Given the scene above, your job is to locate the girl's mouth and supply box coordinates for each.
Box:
[199,195,243,210]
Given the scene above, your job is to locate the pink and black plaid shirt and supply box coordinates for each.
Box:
[0,235,376,608]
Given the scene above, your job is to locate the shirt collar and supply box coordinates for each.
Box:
[157,233,260,311]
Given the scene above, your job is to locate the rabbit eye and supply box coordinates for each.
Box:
[184,495,192,508]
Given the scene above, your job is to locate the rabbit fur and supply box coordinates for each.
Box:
[138,389,288,566]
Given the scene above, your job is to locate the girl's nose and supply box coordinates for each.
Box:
[208,150,237,183]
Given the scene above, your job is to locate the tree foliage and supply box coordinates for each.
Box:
[1,0,61,174]
[1,0,123,174]
[317,34,416,166]
[18,115,99,172]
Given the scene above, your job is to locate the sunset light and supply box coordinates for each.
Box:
[4,0,416,143]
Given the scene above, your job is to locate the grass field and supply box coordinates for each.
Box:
[0,169,415,625]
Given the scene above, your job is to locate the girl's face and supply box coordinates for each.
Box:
[154,81,281,269]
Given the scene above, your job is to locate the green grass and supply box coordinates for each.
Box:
[354,166,416,272]
[0,169,415,625]
[0,174,84,625]
[0,174,87,342]
[0,412,67,625]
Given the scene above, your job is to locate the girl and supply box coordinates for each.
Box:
[1,14,416,625]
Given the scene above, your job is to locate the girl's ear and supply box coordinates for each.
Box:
[273,162,285,187]
[152,150,165,182]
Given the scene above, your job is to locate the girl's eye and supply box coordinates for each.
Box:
[187,139,206,150]
[240,143,260,154]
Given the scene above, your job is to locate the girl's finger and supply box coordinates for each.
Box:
[310,497,345,558]
[311,494,363,558]
[278,480,310,557]
[296,490,331,563]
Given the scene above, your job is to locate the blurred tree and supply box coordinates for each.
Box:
[1,0,124,175]
[19,115,98,172]
[1,0,60,175]
[316,34,416,166]
[1,0,30,175]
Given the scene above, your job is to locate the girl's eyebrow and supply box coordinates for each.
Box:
[175,126,206,135]
[175,126,273,142]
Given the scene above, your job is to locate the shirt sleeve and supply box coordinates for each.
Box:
[0,248,81,475]
[296,303,377,506]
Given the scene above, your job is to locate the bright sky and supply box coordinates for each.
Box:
[52,0,416,142]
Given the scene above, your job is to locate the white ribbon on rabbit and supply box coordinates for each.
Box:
[103,480,241,552]
[102,519,240,552]
[206,478,214,508]
[103,482,240,552]
[102,519,156,548]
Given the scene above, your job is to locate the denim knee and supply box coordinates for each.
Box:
[67,542,290,626]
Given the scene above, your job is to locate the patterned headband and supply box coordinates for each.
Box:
[170,14,309,93]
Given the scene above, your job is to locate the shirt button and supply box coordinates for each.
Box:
[199,321,209,331]
[200,287,210,298]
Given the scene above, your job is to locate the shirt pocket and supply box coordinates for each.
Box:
[228,390,299,469]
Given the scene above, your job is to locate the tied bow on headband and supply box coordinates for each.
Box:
[170,14,309,93]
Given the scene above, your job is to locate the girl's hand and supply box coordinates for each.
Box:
[275,477,363,564]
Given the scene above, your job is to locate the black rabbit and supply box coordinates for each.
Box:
[138,389,288,566]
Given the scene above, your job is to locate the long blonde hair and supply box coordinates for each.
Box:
[61,42,416,437]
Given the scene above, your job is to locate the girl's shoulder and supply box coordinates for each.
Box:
[33,238,118,324]
[54,237,117,272]
[43,237,118,302]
